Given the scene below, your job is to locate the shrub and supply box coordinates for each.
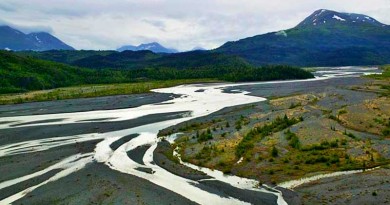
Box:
[271,146,279,157]
[330,140,339,148]
[235,115,301,157]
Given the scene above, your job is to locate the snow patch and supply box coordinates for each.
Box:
[332,15,346,21]
[34,36,42,43]
[318,9,326,16]
[275,30,287,37]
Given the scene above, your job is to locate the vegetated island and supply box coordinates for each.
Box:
[157,65,390,204]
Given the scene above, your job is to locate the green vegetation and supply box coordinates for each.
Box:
[271,146,279,157]
[289,102,302,109]
[19,50,315,82]
[18,50,116,65]
[0,79,219,104]
[216,17,390,67]
[0,50,94,94]
[344,130,357,139]
[168,89,390,184]
[0,50,314,103]
[285,129,301,149]
[369,65,390,79]
[236,115,302,157]
[197,129,213,142]
[300,140,340,152]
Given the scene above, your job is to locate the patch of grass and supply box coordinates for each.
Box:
[300,140,339,151]
[289,102,302,109]
[343,130,357,139]
[0,79,220,104]
[329,115,342,123]
[367,65,390,80]
[338,109,348,116]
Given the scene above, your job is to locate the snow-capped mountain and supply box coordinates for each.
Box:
[0,25,74,51]
[216,9,390,66]
[117,42,178,53]
[298,9,387,28]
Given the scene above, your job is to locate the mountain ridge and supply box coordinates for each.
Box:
[0,25,74,51]
[216,9,390,66]
[117,42,178,53]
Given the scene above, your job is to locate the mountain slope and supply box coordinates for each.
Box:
[0,26,74,51]
[1,50,313,96]
[117,42,177,53]
[71,50,252,70]
[0,50,90,93]
[216,9,390,66]
[18,50,116,64]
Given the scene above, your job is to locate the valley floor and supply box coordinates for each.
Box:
[0,69,389,205]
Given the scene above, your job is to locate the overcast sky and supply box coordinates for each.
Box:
[1,0,389,51]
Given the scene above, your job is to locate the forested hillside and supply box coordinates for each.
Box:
[0,51,314,94]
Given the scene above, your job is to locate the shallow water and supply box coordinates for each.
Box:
[278,167,380,189]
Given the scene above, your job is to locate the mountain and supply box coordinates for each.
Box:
[2,50,313,95]
[72,50,251,70]
[117,42,178,53]
[216,9,390,66]
[0,25,74,51]
[191,46,206,51]
[18,50,116,64]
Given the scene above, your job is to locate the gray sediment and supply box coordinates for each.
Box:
[0,111,191,146]
[127,145,150,165]
[110,134,139,150]
[198,179,277,205]
[0,169,62,200]
[0,93,179,117]
[13,163,198,205]
[153,140,211,181]
[0,140,100,183]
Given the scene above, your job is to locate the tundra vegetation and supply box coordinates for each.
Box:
[160,67,390,184]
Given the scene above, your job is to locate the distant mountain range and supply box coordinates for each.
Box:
[216,9,390,66]
[117,42,178,53]
[10,9,390,67]
[0,25,74,51]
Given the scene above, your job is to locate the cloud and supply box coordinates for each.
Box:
[0,19,53,34]
[0,3,16,12]
[0,0,389,51]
